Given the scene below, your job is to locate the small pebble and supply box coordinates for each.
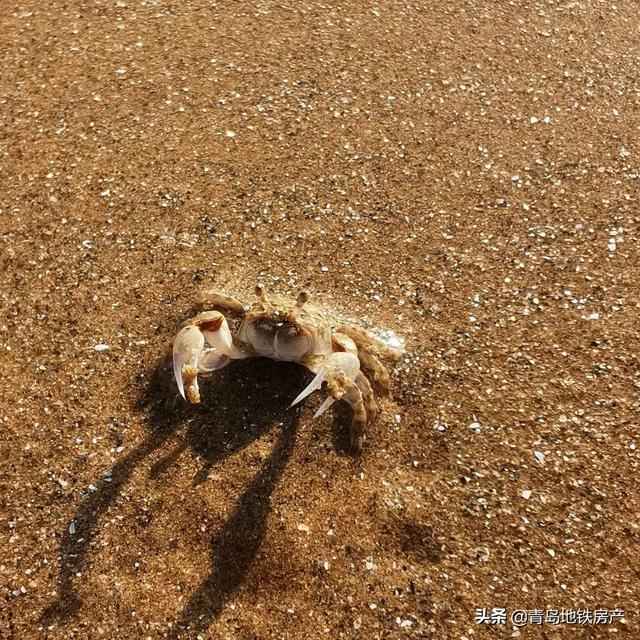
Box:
[396,618,412,628]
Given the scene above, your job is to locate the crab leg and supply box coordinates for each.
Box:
[355,371,378,421]
[195,290,246,314]
[342,382,368,451]
[335,323,404,361]
[356,350,391,393]
[173,311,245,403]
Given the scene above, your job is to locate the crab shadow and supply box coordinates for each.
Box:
[41,357,307,627]
[170,408,299,636]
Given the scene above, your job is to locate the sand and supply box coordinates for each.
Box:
[1,0,639,638]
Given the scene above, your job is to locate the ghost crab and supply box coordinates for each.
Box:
[171,285,403,451]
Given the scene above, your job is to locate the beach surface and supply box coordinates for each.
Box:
[1,1,639,637]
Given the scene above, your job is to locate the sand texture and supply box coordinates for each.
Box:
[1,0,639,638]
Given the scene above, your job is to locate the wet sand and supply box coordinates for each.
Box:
[1,1,639,638]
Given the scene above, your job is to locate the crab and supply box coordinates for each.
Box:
[170,285,403,451]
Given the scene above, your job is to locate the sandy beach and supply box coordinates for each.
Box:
[1,1,639,637]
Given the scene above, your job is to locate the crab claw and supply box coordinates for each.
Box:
[291,352,361,410]
[173,325,205,403]
[290,368,325,407]
[313,395,335,418]
[292,379,337,418]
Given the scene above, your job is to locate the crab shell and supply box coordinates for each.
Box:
[237,293,333,365]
